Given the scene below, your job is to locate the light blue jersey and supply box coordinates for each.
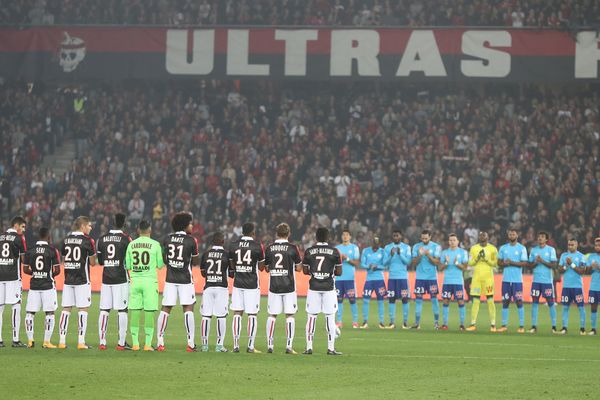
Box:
[498,242,528,283]
[559,251,585,289]
[361,246,386,281]
[412,241,441,281]
[529,245,557,284]
[587,253,600,291]
[441,247,468,285]
[383,242,411,279]
[336,243,360,281]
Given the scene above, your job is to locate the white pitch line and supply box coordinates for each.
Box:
[349,354,600,363]
[347,337,588,349]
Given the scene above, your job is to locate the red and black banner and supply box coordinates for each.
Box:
[0,27,599,81]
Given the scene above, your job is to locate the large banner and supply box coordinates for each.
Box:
[0,27,599,81]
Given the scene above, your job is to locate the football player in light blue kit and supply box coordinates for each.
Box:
[557,238,586,335]
[437,234,468,330]
[383,229,411,329]
[586,237,600,335]
[528,231,558,334]
[335,230,361,329]
[497,229,528,333]
[359,236,386,329]
[409,230,441,329]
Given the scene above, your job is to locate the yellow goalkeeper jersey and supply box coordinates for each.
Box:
[468,243,498,279]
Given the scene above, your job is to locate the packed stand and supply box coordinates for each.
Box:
[1,80,598,255]
[1,0,600,28]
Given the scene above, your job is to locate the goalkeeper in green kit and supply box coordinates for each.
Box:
[125,220,164,351]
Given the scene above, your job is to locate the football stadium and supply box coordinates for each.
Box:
[1,1,600,399]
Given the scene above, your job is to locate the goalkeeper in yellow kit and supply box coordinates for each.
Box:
[466,231,498,332]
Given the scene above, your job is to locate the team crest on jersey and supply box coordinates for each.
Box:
[58,32,86,72]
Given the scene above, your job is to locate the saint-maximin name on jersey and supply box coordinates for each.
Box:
[97,230,132,285]
[302,242,341,292]
[229,236,265,289]
[200,246,230,289]
[265,240,301,294]
[25,241,60,290]
[162,231,199,284]
[61,232,96,285]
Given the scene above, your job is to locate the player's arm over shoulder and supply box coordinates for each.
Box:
[293,245,303,271]
[333,248,342,276]
[257,242,266,271]
[124,244,132,270]
[301,250,311,275]
[154,241,165,268]
[87,237,97,266]
[199,252,207,277]
[51,247,61,276]
[22,251,33,275]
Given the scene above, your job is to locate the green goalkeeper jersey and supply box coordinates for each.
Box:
[125,235,164,280]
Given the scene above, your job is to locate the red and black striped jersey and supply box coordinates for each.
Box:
[162,232,199,284]
[265,240,301,294]
[97,230,131,285]
[25,241,60,290]
[302,242,342,292]
[61,232,96,285]
[229,236,265,289]
[0,228,27,281]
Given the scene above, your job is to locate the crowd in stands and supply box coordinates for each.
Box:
[1,79,598,256]
[1,0,599,28]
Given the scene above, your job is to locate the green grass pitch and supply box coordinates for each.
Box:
[2,293,600,399]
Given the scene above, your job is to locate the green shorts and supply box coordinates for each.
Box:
[129,279,159,311]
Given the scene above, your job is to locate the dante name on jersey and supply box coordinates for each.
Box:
[162,232,199,284]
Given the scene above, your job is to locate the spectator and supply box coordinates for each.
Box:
[1,79,598,255]
[128,191,145,224]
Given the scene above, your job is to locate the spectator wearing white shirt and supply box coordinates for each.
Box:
[128,191,145,224]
